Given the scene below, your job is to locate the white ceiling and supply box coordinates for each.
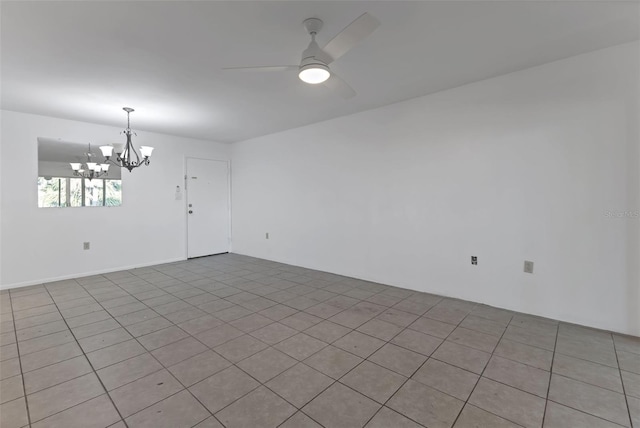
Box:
[2,1,638,143]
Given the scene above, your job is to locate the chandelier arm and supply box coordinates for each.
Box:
[105,158,122,168]
[72,169,108,180]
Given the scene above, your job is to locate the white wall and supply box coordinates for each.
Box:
[1,110,230,288]
[232,42,640,336]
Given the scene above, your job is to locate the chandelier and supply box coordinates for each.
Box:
[70,143,110,180]
[99,107,154,172]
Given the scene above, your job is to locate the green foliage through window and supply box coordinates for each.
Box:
[38,177,122,207]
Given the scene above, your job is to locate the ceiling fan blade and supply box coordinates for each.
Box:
[321,12,380,63]
[222,65,297,72]
[323,73,356,99]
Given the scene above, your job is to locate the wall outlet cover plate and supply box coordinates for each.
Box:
[524,260,534,273]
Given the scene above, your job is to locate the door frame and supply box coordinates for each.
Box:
[184,156,232,259]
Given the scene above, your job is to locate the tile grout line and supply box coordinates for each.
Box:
[353,305,458,428]
[8,256,636,428]
[379,305,486,427]
[145,266,295,427]
[135,260,357,427]
[272,299,474,427]
[540,315,560,427]
[74,265,312,427]
[612,334,635,427]
[448,310,517,428]
[549,329,634,427]
[21,278,515,427]
[7,288,33,428]
[69,275,222,427]
[74,267,277,426]
[39,280,131,428]
[7,273,489,428]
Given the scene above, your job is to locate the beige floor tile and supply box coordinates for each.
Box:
[237,347,297,383]
[0,397,29,428]
[484,355,550,397]
[303,382,381,427]
[365,406,423,428]
[494,339,553,371]
[214,334,269,363]
[274,333,328,360]
[168,350,231,387]
[469,378,545,428]
[543,401,623,428]
[266,362,333,408]
[304,345,363,379]
[553,353,623,393]
[391,328,442,356]
[27,372,105,422]
[454,404,521,428]
[341,360,406,403]
[387,379,464,428]
[279,411,323,428]
[97,353,162,391]
[368,343,427,377]
[412,358,479,401]
[23,355,92,394]
[189,366,259,413]
[548,374,630,427]
[333,330,386,358]
[432,341,490,374]
[31,394,121,428]
[125,390,210,428]
[109,369,183,418]
[216,386,296,428]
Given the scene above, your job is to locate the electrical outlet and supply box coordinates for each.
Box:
[265,232,269,239]
[83,242,90,250]
[471,256,477,265]
[524,260,534,273]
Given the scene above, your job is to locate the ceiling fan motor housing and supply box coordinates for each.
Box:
[299,18,331,84]
[303,17,323,35]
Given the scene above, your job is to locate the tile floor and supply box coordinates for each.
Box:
[0,253,638,428]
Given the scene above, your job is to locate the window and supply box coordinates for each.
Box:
[37,177,122,207]
[37,177,67,207]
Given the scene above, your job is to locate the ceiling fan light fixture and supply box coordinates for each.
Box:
[298,63,330,84]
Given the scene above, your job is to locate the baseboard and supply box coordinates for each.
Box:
[229,251,639,337]
[0,257,187,290]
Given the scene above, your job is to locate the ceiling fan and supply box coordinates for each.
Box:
[223,13,380,99]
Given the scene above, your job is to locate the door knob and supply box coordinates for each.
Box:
[188,210,193,214]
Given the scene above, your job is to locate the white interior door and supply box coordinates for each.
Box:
[186,158,230,258]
